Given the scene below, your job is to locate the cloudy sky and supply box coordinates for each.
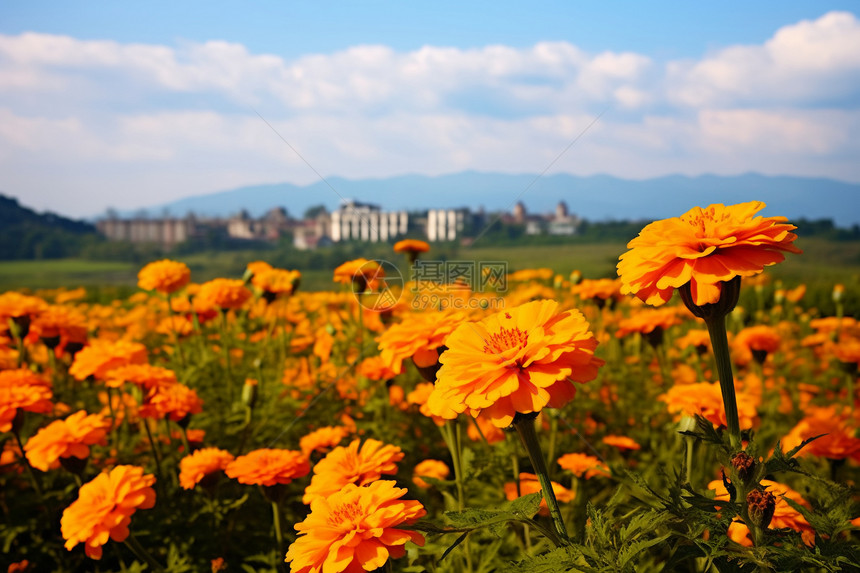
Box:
[2,1,859,218]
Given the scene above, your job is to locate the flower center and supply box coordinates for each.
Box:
[327,499,364,528]
[483,326,529,354]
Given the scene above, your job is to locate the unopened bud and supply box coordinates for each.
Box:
[242,378,258,408]
[731,451,756,486]
[746,488,776,529]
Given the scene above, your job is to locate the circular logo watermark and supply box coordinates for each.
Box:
[353,258,404,312]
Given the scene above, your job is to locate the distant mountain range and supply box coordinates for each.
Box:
[119,171,860,227]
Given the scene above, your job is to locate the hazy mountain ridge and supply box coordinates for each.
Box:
[117,172,860,227]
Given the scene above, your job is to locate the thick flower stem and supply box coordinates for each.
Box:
[514,416,570,545]
[704,315,741,451]
[271,499,284,554]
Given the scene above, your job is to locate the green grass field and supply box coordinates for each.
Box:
[1,237,858,294]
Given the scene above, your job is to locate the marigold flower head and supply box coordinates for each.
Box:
[333,258,384,292]
[179,447,235,490]
[557,452,611,479]
[195,278,252,311]
[734,325,781,355]
[225,448,310,487]
[617,202,801,307]
[286,480,425,573]
[413,459,450,488]
[782,406,860,462]
[137,259,191,295]
[29,305,88,346]
[24,410,109,472]
[303,438,404,504]
[427,299,604,428]
[103,363,178,390]
[254,268,301,298]
[139,382,203,422]
[0,369,53,432]
[300,426,351,458]
[602,435,641,451]
[393,239,430,255]
[60,465,156,559]
[504,472,575,516]
[659,381,759,430]
[376,309,468,375]
[572,278,622,304]
[615,307,683,338]
[68,339,148,381]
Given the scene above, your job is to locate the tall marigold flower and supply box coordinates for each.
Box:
[285,480,425,573]
[225,448,310,487]
[60,465,156,559]
[195,278,252,311]
[179,447,235,490]
[24,410,109,472]
[617,201,800,307]
[412,459,450,488]
[427,299,604,428]
[557,452,611,479]
[303,438,403,504]
[333,258,384,293]
[138,382,203,422]
[103,363,178,390]
[734,325,781,363]
[393,239,430,263]
[376,309,468,375]
[68,339,148,381]
[137,259,191,295]
[300,426,351,458]
[782,406,860,462]
[659,381,759,430]
[0,369,53,432]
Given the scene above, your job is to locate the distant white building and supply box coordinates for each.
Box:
[427,209,468,241]
[330,200,408,242]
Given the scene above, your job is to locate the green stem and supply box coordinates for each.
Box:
[124,532,165,572]
[684,435,695,486]
[13,429,44,499]
[143,419,163,480]
[704,315,741,450]
[514,415,570,545]
[271,499,284,554]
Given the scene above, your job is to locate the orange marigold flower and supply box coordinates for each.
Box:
[427,299,604,428]
[0,292,47,331]
[557,452,611,479]
[178,447,235,490]
[225,448,310,487]
[139,382,203,422]
[676,329,711,353]
[659,381,759,430]
[303,438,403,504]
[137,259,191,295]
[68,339,148,381]
[617,201,801,307]
[286,480,425,573]
[195,278,252,311]
[833,337,860,366]
[377,309,468,375]
[413,459,450,488]
[254,268,301,298]
[24,410,109,472]
[333,258,384,292]
[466,414,506,444]
[0,369,53,432]
[357,355,398,382]
[614,307,683,338]
[504,472,575,516]
[782,406,860,462]
[709,478,815,546]
[572,278,622,304]
[602,435,641,451]
[406,382,446,426]
[300,426,351,458]
[60,465,156,559]
[734,325,781,355]
[103,363,178,390]
[393,239,430,254]
[29,304,88,345]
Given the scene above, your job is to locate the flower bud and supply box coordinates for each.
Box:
[730,451,756,486]
[746,488,776,530]
[242,378,258,409]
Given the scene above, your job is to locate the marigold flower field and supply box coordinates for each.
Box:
[1,202,859,572]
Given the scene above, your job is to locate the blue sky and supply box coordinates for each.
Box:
[1,2,859,217]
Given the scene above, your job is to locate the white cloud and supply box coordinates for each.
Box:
[0,11,858,217]
[668,11,860,107]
